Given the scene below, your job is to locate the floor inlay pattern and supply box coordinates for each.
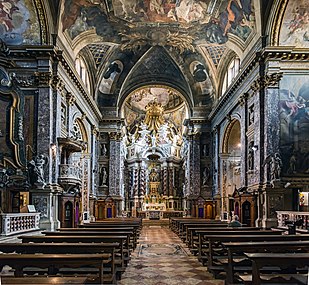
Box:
[119,226,224,285]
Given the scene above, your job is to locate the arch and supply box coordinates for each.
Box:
[222,119,241,154]
[266,0,289,46]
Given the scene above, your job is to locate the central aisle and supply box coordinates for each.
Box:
[119,226,224,285]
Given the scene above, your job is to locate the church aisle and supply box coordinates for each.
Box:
[119,226,224,285]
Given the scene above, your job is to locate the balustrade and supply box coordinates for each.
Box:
[1,213,40,236]
[276,211,309,230]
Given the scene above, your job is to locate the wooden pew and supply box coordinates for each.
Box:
[0,242,118,284]
[80,223,141,236]
[58,226,138,241]
[18,235,128,269]
[44,229,137,250]
[243,252,309,285]
[222,240,309,285]
[0,253,110,284]
[186,227,261,251]
[201,234,309,277]
[0,276,88,284]
[196,230,283,265]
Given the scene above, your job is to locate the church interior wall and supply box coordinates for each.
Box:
[0,0,308,229]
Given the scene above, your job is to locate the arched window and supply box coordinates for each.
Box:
[75,56,90,92]
[221,57,240,95]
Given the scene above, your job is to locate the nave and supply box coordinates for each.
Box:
[119,226,224,285]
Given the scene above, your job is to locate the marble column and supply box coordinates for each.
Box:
[188,133,201,196]
[109,132,122,216]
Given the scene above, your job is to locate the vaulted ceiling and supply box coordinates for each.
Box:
[55,0,258,110]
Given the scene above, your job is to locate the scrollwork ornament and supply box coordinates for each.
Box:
[34,71,52,87]
[1,78,11,87]
[250,72,283,92]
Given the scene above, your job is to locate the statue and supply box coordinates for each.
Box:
[100,143,107,156]
[270,153,282,181]
[202,166,210,185]
[263,152,283,187]
[99,166,108,186]
[28,154,48,186]
[149,168,159,182]
[248,143,254,170]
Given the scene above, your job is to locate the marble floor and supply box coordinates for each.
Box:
[118,226,224,285]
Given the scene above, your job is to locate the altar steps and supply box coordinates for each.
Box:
[142,219,169,227]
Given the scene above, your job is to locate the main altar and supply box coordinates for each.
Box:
[142,182,167,212]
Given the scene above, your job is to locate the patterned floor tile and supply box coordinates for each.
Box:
[118,226,224,285]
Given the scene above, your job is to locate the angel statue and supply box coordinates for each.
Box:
[28,154,48,186]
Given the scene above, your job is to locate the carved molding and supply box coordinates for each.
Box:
[66,92,76,106]
[238,93,249,106]
[109,132,122,141]
[120,30,195,54]
[34,71,52,87]
[33,0,48,44]
[250,72,283,92]
[51,75,64,91]
[271,0,289,46]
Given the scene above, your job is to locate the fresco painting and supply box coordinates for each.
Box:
[0,0,40,45]
[279,76,309,175]
[279,0,309,47]
[61,0,255,44]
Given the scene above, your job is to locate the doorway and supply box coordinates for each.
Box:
[64,201,73,228]
[242,201,251,226]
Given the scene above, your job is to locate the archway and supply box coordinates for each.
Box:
[221,119,241,219]
[119,85,190,218]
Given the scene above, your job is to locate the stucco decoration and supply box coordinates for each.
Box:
[279,0,309,47]
[0,0,41,45]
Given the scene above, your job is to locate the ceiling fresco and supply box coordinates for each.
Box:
[279,0,309,48]
[123,85,186,129]
[61,0,256,45]
[0,0,40,45]
[126,86,183,113]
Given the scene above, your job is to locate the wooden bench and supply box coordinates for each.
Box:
[196,230,283,265]
[222,240,309,284]
[0,253,110,284]
[243,252,309,284]
[58,226,139,240]
[44,230,137,250]
[0,276,88,284]
[0,242,119,284]
[186,227,262,251]
[18,235,128,269]
[201,234,309,277]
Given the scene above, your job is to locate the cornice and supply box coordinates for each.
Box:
[9,46,102,121]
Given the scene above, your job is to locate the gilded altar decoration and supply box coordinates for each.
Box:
[144,99,165,132]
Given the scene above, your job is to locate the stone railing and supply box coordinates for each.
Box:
[276,211,309,230]
[1,213,40,236]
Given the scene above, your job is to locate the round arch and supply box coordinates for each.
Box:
[222,118,241,154]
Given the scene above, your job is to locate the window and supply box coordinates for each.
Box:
[75,56,90,92]
[221,57,240,95]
